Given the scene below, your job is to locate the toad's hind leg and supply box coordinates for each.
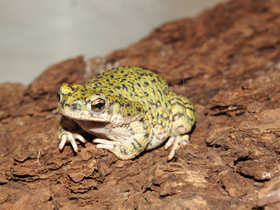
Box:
[167,94,196,160]
[165,135,189,160]
[169,94,196,135]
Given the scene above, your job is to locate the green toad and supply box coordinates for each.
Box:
[57,66,195,160]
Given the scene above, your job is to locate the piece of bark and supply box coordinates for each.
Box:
[1,0,280,209]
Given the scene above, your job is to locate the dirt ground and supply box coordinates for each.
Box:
[1,0,280,209]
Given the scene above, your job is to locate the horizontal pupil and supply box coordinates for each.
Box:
[94,103,104,109]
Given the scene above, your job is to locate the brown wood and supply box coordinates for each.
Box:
[1,0,280,209]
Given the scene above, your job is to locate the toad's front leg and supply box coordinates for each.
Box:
[93,131,152,160]
[58,116,87,152]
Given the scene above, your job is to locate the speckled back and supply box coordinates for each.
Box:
[89,66,170,107]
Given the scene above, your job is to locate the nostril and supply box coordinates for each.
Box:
[71,102,81,111]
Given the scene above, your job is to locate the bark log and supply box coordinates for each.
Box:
[1,0,280,209]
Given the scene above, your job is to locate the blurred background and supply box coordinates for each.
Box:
[0,0,227,85]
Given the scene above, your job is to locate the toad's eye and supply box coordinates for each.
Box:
[91,98,106,113]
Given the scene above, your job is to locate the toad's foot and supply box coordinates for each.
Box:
[94,138,121,149]
[93,134,150,160]
[58,131,86,153]
[164,134,189,160]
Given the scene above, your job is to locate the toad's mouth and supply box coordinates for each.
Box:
[76,120,109,132]
[58,106,111,122]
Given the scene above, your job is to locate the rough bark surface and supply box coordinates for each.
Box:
[1,0,280,209]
